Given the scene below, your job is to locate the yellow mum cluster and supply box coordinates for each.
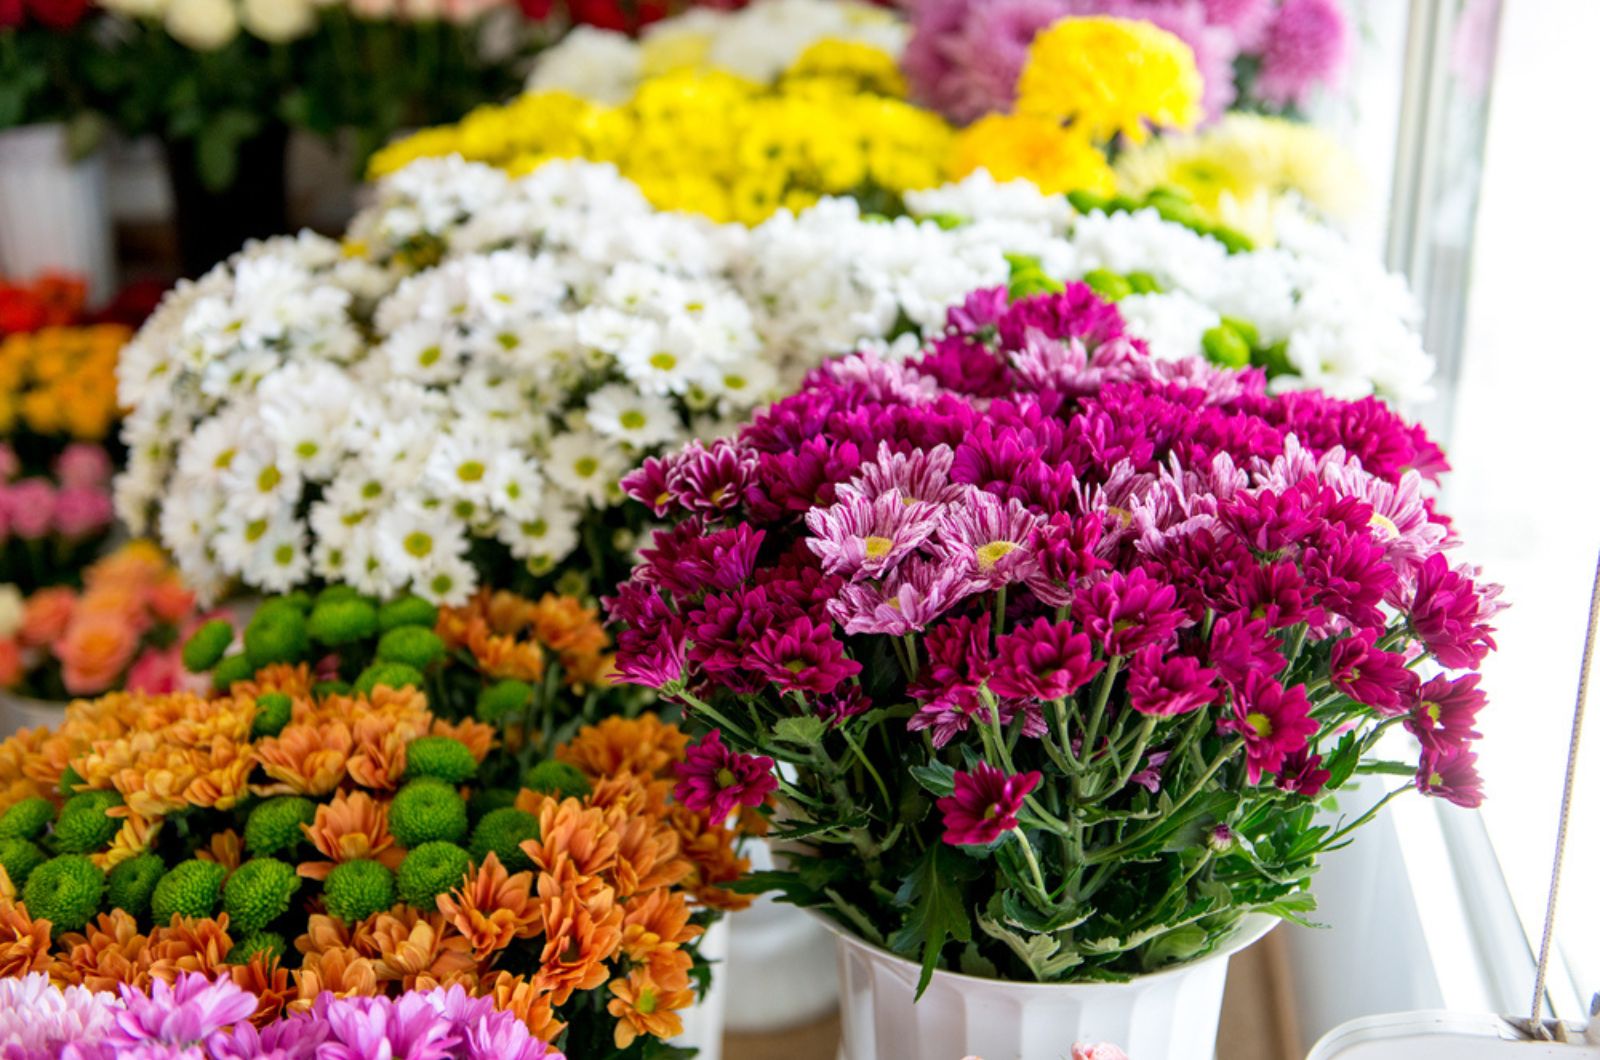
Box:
[372,39,953,225]
[0,324,127,441]
[950,17,1204,196]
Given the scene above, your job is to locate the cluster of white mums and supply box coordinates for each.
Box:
[117,157,1431,604]
[97,0,511,52]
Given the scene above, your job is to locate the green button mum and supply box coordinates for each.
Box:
[244,796,317,858]
[223,858,302,936]
[106,852,166,920]
[23,854,105,934]
[150,859,227,925]
[323,858,396,924]
[396,842,471,908]
[390,779,469,848]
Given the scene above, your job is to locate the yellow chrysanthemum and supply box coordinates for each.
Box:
[951,113,1117,196]
[0,324,127,442]
[782,38,907,99]
[1017,16,1203,145]
[1115,113,1365,242]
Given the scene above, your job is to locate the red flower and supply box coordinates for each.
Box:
[24,0,90,30]
[1416,743,1483,808]
[990,616,1102,701]
[937,762,1040,846]
[1404,673,1485,753]
[0,0,25,27]
[1329,629,1419,716]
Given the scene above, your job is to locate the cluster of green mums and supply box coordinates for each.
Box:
[0,584,595,960]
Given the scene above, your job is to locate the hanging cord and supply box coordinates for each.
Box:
[1524,551,1600,1039]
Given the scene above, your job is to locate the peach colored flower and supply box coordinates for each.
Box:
[534,871,622,1006]
[619,888,701,964]
[0,864,13,902]
[670,805,753,912]
[147,914,235,981]
[0,639,22,687]
[429,716,495,764]
[52,910,151,992]
[298,791,404,880]
[194,829,243,873]
[20,587,76,647]
[607,967,694,1049]
[522,798,619,886]
[56,611,139,695]
[480,971,566,1043]
[295,913,382,963]
[0,899,50,978]
[91,813,161,871]
[436,852,542,960]
[368,909,477,990]
[145,577,197,625]
[228,663,316,701]
[255,720,352,796]
[290,946,380,1011]
[556,714,688,779]
[608,809,690,898]
[230,952,293,1027]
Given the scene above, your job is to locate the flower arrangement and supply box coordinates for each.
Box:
[0,587,752,1054]
[0,540,206,699]
[607,279,1499,990]
[0,322,125,590]
[904,0,1350,126]
[372,41,953,225]
[0,971,563,1059]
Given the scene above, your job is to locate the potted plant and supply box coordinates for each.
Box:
[607,280,1500,1059]
[0,0,115,298]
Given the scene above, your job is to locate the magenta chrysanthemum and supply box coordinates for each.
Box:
[990,617,1103,700]
[805,491,941,581]
[1127,645,1219,716]
[937,762,1042,846]
[1416,742,1484,809]
[674,729,779,825]
[1255,0,1349,107]
[1219,672,1316,783]
[1329,629,1419,715]
[112,973,258,1048]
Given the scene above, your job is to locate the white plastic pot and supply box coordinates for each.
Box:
[0,688,68,740]
[826,914,1277,1060]
[675,915,730,1060]
[0,124,115,302]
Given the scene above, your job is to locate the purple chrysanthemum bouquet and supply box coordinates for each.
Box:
[608,279,1501,990]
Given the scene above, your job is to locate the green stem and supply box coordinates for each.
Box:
[1010,827,1051,903]
[673,688,756,743]
[1081,656,1124,763]
[839,724,893,812]
[993,586,1008,638]
[1315,784,1409,852]
[1085,738,1244,865]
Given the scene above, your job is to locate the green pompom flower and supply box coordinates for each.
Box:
[404,737,477,785]
[230,931,286,964]
[522,761,591,801]
[223,858,301,935]
[251,693,294,739]
[1201,323,1251,369]
[150,859,227,925]
[354,663,424,696]
[182,619,236,674]
[389,779,468,848]
[22,854,104,934]
[0,796,54,840]
[316,586,363,606]
[56,766,84,796]
[313,680,352,698]
[377,596,438,633]
[308,598,379,647]
[0,838,46,890]
[244,601,310,670]
[322,859,395,923]
[52,791,122,854]
[468,788,517,822]
[244,796,315,858]
[396,842,471,908]
[105,852,165,919]
[468,808,538,873]
[475,680,531,724]
[212,653,256,692]
[376,626,444,671]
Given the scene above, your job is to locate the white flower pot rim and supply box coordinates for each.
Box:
[812,908,1279,992]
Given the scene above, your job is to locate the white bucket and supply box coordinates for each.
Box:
[0,124,115,303]
[0,688,68,740]
[675,914,730,1060]
[827,914,1277,1060]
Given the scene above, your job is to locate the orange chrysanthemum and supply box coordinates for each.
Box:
[556,714,688,779]
[296,913,384,963]
[608,807,691,898]
[606,967,694,1048]
[230,952,294,1026]
[195,829,243,873]
[255,720,352,796]
[429,716,496,764]
[619,888,701,964]
[93,813,163,871]
[522,798,619,887]
[52,910,151,992]
[297,790,404,880]
[670,805,754,912]
[480,971,566,1043]
[368,908,477,990]
[146,914,235,981]
[291,945,380,1010]
[227,663,316,702]
[436,852,541,959]
[437,590,614,689]
[0,899,52,978]
[534,871,622,1006]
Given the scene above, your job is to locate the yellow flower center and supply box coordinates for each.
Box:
[1424,700,1441,724]
[457,460,485,482]
[1245,711,1272,739]
[784,658,807,674]
[1428,771,1444,788]
[976,540,1019,570]
[637,987,658,1015]
[863,535,895,559]
[1369,512,1400,541]
[574,457,599,478]
[257,465,281,492]
[620,410,647,431]
[404,532,433,558]
[715,768,737,788]
[274,545,294,566]
[650,352,678,372]
[418,345,442,367]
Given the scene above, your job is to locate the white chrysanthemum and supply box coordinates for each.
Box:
[543,431,628,507]
[526,26,642,103]
[498,495,583,570]
[586,384,683,449]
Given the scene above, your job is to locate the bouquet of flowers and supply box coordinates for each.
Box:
[0,540,206,700]
[0,322,125,590]
[0,587,753,1056]
[904,0,1350,125]
[0,972,563,1060]
[608,280,1500,990]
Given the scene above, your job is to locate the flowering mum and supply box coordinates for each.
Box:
[611,278,1498,983]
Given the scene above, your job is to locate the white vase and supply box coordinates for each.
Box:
[827,914,1277,1060]
[0,688,69,740]
[674,915,730,1060]
[0,124,116,303]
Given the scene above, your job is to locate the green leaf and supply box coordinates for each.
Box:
[1142,924,1209,968]
[975,910,1083,980]
[908,761,956,798]
[772,715,826,748]
[887,845,980,998]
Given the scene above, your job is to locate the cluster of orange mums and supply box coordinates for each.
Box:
[438,589,616,691]
[0,658,753,1049]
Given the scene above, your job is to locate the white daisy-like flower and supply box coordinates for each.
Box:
[542,431,629,507]
[585,384,683,449]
